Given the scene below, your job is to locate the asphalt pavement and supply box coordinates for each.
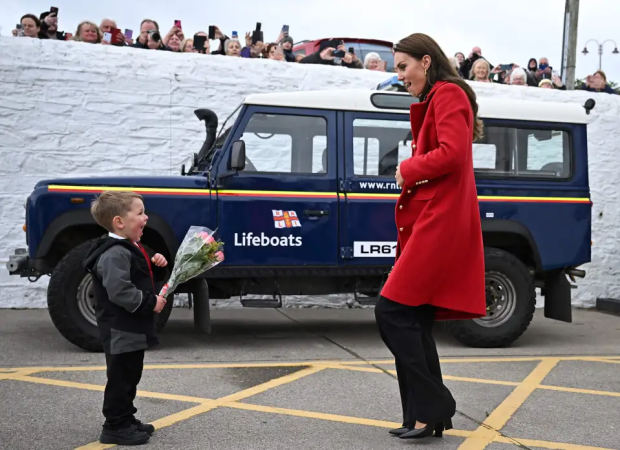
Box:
[0,307,619,450]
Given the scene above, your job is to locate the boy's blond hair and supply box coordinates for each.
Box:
[91,191,143,232]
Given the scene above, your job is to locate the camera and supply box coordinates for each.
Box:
[148,30,161,42]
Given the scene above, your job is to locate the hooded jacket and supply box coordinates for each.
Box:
[83,236,163,354]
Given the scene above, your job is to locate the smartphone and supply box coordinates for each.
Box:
[348,47,355,55]
[103,32,112,43]
[208,26,215,40]
[332,50,346,58]
[50,6,58,14]
[252,30,263,45]
[499,63,514,71]
[232,31,238,39]
[282,25,289,33]
[194,35,207,51]
[124,29,133,40]
[174,20,182,30]
[256,22,262,32]
[110,28,122,43]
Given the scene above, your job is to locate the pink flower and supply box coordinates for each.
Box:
[215,251,224,262]
[197,231,214,244]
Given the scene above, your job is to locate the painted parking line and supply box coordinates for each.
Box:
[1,356,618,450]
[73,365,326,449]
[330,364,522,387]
[457,358,560,450]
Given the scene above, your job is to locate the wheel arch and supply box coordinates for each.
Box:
[36,209,178,270]
[481,219,542,272]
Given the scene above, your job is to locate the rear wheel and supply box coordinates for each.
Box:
[446,247,536,348]
[47,239,172,352]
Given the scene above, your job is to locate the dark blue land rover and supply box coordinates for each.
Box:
[6,88,595,352]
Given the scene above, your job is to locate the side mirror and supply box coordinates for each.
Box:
[230,140,246,171]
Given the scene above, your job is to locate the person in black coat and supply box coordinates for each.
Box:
[83,191,169,446]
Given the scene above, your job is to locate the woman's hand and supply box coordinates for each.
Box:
[395,165,405,188]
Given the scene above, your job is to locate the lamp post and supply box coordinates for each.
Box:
[582,39,619,71]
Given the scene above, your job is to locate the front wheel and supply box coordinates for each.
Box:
[47,239,173,352]
[446,247,536,348]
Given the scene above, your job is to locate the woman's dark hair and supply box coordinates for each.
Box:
[394,33,484,142]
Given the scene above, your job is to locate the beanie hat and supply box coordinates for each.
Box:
[538,79,554,88]
[281,35,294,45]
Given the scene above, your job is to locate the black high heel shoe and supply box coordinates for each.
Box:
[388,426,408,436]
[398,418,453,439]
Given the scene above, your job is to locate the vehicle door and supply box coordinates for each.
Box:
[214,106,339,266]
[341,111,412,264]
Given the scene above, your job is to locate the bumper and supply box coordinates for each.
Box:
[6,248,46,280]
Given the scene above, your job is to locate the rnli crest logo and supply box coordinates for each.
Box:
[272,210,301,229]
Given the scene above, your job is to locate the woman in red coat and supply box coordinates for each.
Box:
[374,32,487,440]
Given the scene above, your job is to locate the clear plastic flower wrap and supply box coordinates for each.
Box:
[159,226,224,298]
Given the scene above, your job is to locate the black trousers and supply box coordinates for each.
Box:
[102,350,145,430]
[374,296,456,426]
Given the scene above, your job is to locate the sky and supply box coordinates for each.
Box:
[3,0,620,81]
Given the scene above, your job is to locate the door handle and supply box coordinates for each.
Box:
[304,209,329,217]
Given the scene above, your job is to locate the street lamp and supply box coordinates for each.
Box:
[582,39,619,71]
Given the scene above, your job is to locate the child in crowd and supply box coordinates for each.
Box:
[83,190,168,445]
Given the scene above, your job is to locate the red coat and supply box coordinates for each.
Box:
[380,81,486,321]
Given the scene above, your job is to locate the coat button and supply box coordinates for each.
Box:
[399,205,403,209]
[399,227,403,231]
[413,144,416,149]
[407,189,411,194]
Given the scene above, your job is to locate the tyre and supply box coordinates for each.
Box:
[446,247,536,348]
[47,239,173,352]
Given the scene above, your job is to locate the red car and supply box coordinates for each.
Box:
[292,38,395,72]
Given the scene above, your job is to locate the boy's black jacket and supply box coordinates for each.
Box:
[83,236,166,354]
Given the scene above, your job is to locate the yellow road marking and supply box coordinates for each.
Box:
[74,403,218,450]
[14,361,326,373]
[494,435,618,450]
[9,374,210,404]
[7,355,620,373]
[458,358,559,450]
[226,401,472,438]
[538,384,620,398]
[330,364,521,387]
[73,365,325,449]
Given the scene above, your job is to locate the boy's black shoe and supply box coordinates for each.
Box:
[133,419,155,435]
[99,424,150,445]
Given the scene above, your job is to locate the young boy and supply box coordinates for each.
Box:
[83,191,169,445]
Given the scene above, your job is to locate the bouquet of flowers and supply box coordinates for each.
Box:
[159,226,224,298]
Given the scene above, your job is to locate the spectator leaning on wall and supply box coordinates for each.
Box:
[582,71,617,94]
[299,40,363,69]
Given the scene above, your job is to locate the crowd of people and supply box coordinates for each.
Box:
[450,46,617,94]
[12,11,618,92]
[12,12,379,70]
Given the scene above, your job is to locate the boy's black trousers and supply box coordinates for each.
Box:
[102,350,145,430]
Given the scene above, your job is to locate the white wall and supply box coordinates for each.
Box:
[1,37,619,310]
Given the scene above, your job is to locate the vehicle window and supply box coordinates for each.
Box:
[240,113,328,174]
[474,125,571,179]
[352,119,411,176]
[473,144,497,169]
[358,43,395,71]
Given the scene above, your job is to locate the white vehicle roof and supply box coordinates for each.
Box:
[243,89,590,125]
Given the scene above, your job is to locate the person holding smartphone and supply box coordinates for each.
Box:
[298,39,362,68]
